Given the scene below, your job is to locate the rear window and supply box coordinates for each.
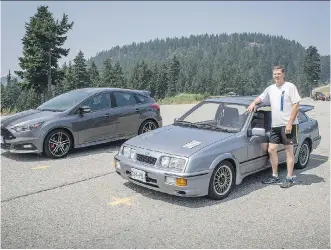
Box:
[298,111,308,123]
[135,94,152,104]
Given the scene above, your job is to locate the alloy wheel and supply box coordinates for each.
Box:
[299,143,309,166]
[213,165,233,196]
[142,121,156,133]
[48,132,71,157]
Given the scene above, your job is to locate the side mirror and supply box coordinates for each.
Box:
[251,127,266,137]
[174,118,178,123]
[79,106,91,114]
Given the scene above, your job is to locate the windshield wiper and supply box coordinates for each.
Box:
[174,120,199,128]
[197,123,237,133]
[37,108,63,112]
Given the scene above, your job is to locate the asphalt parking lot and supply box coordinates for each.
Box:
[1,98,330,248]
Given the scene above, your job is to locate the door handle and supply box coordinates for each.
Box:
[104,113,110,117]
[135,109,140,112]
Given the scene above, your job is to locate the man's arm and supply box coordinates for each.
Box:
[247,88,268,112]
[287,102,300,126]
[285,84,301,133]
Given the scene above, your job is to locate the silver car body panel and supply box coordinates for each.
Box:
[115,97,321,197]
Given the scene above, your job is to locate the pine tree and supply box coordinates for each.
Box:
[1,84,7,112]
[156,63,169,99]
[88,61,100,87]
[6,70,11,84]
[129,61,152,90]
[303,46,321,97]
[167,56,180,96]
[101,58,116,87]
[73,50,89,89]
[15,5,73,100]
[3,79,21,112]
[113,61,126,88]
[319,55,330,83]
[54,63,67,96]
[63,61,75,91]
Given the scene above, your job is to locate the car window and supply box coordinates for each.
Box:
[183,102,220,123]
[81,92,110,112]
[114,92,137,107]
[135,94,149,104]
[298,111,308,123]
[37,91,90,111]
[179,102,249,131]
[218,104,249,129]
[251,110,272,132]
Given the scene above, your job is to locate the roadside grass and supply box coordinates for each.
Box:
[0,107,18,116]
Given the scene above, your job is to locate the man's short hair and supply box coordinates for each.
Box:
[273,65,285,73]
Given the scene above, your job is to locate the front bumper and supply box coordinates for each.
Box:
[114,154,211,197]
[1,128,42,154]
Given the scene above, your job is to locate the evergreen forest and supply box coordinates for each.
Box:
[1,5,329,113]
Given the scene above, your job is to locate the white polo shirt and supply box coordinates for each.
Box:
[259,81,301,127]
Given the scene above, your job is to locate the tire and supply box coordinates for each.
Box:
[295,140,311,169]
[138,120,158,135]
[43,129,73,159]
[207,160,235,200]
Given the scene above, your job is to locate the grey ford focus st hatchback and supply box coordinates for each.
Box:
[1,88,162,158]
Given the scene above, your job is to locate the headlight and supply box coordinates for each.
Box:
[159,156,187,171]
[122,146,136,159]
[11,122,44,132]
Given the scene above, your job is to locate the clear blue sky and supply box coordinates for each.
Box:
[1,1,330,77]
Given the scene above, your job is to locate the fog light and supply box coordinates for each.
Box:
[165,176,176,185]
[176,178,187,187]
[23,144,33,149]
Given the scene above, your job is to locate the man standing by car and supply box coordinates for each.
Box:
[247,65,301,188]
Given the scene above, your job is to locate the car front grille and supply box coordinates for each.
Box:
[1,128,16,140]
[136,154,157,165]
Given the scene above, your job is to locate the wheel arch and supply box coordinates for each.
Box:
[295,136,312,160]
[209,153,242,185]
[138,118,159,134]
[42,126,75,151]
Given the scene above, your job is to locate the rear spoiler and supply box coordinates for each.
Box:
[299,104,314,112]
[257,103,314,112]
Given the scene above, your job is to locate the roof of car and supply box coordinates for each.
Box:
[205,96,256,106]
[72,88,147,94]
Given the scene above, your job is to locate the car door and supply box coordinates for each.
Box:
[245,111,270,173]
[73,92,117,145]
[111,91,141,138]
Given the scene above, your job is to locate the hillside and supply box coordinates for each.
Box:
[86,32,330,96]
[1,32,330,114]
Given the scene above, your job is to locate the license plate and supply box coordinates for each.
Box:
[131,168,146,182]
[0,136,3,144]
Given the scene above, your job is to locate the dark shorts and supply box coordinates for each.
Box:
[269,124,298,145]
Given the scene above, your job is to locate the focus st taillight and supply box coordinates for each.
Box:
[150,103,160,110]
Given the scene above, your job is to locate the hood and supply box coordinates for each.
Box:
[1,109,63,128]
[126,124,235,157]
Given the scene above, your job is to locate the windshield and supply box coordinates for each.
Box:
[37,91,91,112]
[174,101,249,132]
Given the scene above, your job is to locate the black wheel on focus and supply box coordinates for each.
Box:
[138,120,158,135]
[44,129,73,159]
[295,140,311,169]
[208,160,235,200]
